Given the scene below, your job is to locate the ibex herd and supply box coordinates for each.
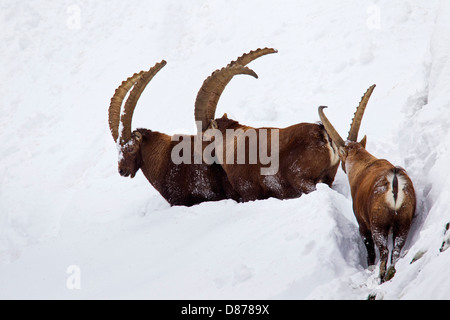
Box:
[108,48,417,283]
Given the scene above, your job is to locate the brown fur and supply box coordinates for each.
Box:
[342,141,416,282]
[210,115,340,202]
[119,128,240,206]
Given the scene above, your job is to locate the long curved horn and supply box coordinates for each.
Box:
[347,84,376,142]
[194,65,258,131]
[318,106,345,148]
[109,71,145,143]
[195,48,277,132]
[227,47,278,68]
[119,60,167,145]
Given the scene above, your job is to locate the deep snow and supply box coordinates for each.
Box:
[1,0,450,299]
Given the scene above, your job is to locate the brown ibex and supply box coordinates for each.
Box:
[195,50,341,202]
[108,49,274,206]
[318,85,416,282]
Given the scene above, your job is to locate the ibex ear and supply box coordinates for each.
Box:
[360,135,367,148]
[134,131,143,143]
[222,113,228,119]
[338,146,347,158]
[210,119,218,130]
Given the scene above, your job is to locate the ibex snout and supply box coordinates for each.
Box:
[118,166,135,178]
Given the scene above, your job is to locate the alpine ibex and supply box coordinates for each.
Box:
[318,85,416,282]
[195,49,340,202]
[108,49,274,206]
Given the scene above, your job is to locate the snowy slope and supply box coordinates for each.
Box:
[0,0,449,299]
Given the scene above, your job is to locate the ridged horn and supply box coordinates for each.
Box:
[227,47,278,68]
[318,106,345,148]
[195,48,277,132]
[109,71,145,143]
[119,60,167,145]
[194,65,258,132]
[347,84,376,142]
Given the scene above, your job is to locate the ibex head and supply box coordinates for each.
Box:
[318,84,376,173]
[117,131,143,177]
[108,61,166,178]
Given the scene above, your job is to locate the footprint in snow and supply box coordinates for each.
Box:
[232,264,254,285]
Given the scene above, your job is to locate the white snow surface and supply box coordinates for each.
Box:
[1,0,450,299]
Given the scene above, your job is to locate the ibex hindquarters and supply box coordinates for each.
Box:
[278,123,340,195]
[353,164,416,281]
